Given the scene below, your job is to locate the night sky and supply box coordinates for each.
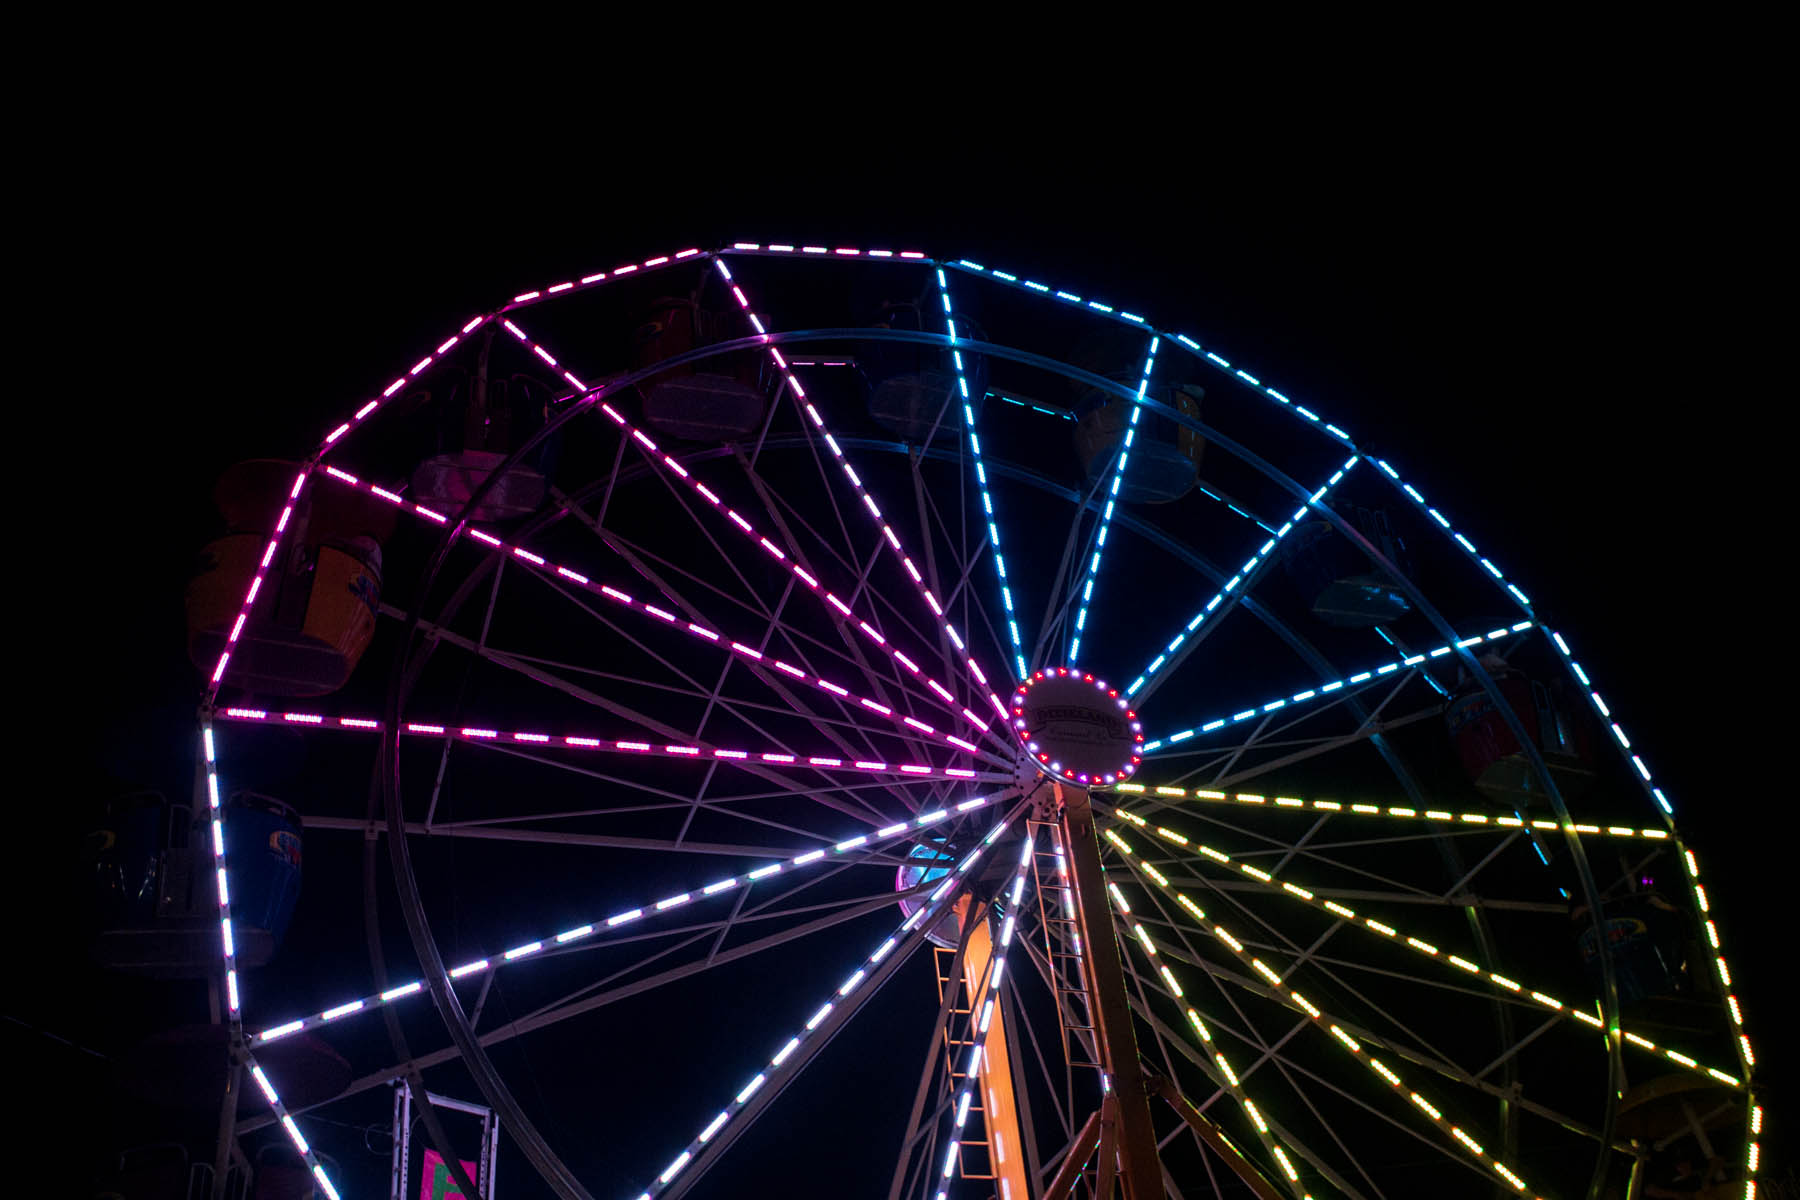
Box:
[33,121,1788,1197]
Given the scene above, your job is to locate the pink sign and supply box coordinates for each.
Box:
[420,1148,481,1200]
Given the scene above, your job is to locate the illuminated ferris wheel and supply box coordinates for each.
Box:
[149,239,1763,1198]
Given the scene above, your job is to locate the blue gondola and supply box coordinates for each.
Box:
[1279,506,1412,627]
[863,301,987,445]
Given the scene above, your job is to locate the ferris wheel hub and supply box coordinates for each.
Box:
[1009,668,1145,788]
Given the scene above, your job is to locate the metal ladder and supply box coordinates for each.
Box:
[1030,819,1102,1073]
[933,942,998,1183]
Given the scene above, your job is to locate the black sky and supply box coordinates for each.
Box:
[36,101,1789,1192]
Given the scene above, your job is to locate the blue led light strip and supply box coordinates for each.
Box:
[949,259,1356,446]
[1128,456,1359,699]
[1372,458,1534,613]
[931,829,1038,1200]
[936,268,1026,683]
[251,796,1002,1045]
[1143,622,1535,752]
[1544,628,1673,817]
[202,723,344,1199]
[1069,334,1160,665]
[634,814,1017,1198]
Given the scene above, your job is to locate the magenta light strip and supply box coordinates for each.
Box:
[252,794,1000,1045]
[636,813,1015,1198]
[314,469,987,754]
[211,707,994,780]
[932,829,1036,1200]
[203,467,310,704]
[498,316,590,393]
[474,312,999,744]
[319,313,492,453]
[712,256,1013,720]
[501,247,707,314]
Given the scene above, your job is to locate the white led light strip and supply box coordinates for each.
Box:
[1105,880,1313,1198]
[211,707,993,781]
[1105,830,1548,1198]
[1110,817,1743,1089]
[251,796,999,1044]
[202,722,344,1198]
[1108,784,1673,841]
[934,266,1028,683]
[711,257,1012,720]
[1143,621,1535,751]
[931,829,1038,1200]
[1127,456,1359,698]
[315,467,991,755]
[1069,334,1158,666]
[633,813,1017,1198]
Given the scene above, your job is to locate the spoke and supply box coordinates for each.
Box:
[210,706,998,782]
[1142,621,1536,752]
[252,799,1000,1045]
[1108,781,1676,843]
[1105,886,1308,1197]
[1112,851,1549,1197]
[1128,455,1359,702]
[644,810,1020,1199]
[935,267,1027,682]
[1068,333,1158,666]
[321,467,989,760]
[1112,814,1745,1089]
[713,257,1013,716]
[243,1047,344,1199]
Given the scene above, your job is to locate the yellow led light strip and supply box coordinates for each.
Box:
[1105,880,1313,1199]
[1676,848,1756,1084]
[1104,828,1548,1199]
[1107,783,1671,841]
[1113,811,1745,1091]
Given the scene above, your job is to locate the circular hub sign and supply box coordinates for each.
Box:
[1010,668,1144,786]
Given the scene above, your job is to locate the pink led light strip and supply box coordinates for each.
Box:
[564,366,1000,742]
[203,722,343,1199]
[203,468,309,700]
[315,467,989,755]
[252,794,1000,1045]
[712,257,1013,721]
[637,813,1017,1198]
[502,248,706,312]
[213,707,994,780]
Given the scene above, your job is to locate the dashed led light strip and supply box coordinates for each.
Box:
[1143,622,1535,751]
[945,259,1355,446]
[1107,784,1673,841]
[1104,881,1310,1197]
[1111,815,1742,1089]
[1068,334,1158,666]
[710,257,1013,720]
[1544,627,1676,817]
[934,266,1027,683]
[211,707,992,781]
[501,248,706,312]
[244,1048,342,1200]
[204,468,310,699]
[1128,457,1358,698]
[1677,847,1756,1079]
[204,722,344,1198]
[1370,458,1532,614]
[632,814,1015,1198]
[252,797,998,1045]
[565,344,1003,742]
[1104,829,1547,1198]
[314,466,990,754]
[932,830,1038,1200]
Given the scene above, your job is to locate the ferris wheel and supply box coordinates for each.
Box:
[160,240,1763,1198]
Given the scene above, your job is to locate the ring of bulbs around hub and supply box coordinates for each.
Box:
[1010,667,1145,786]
